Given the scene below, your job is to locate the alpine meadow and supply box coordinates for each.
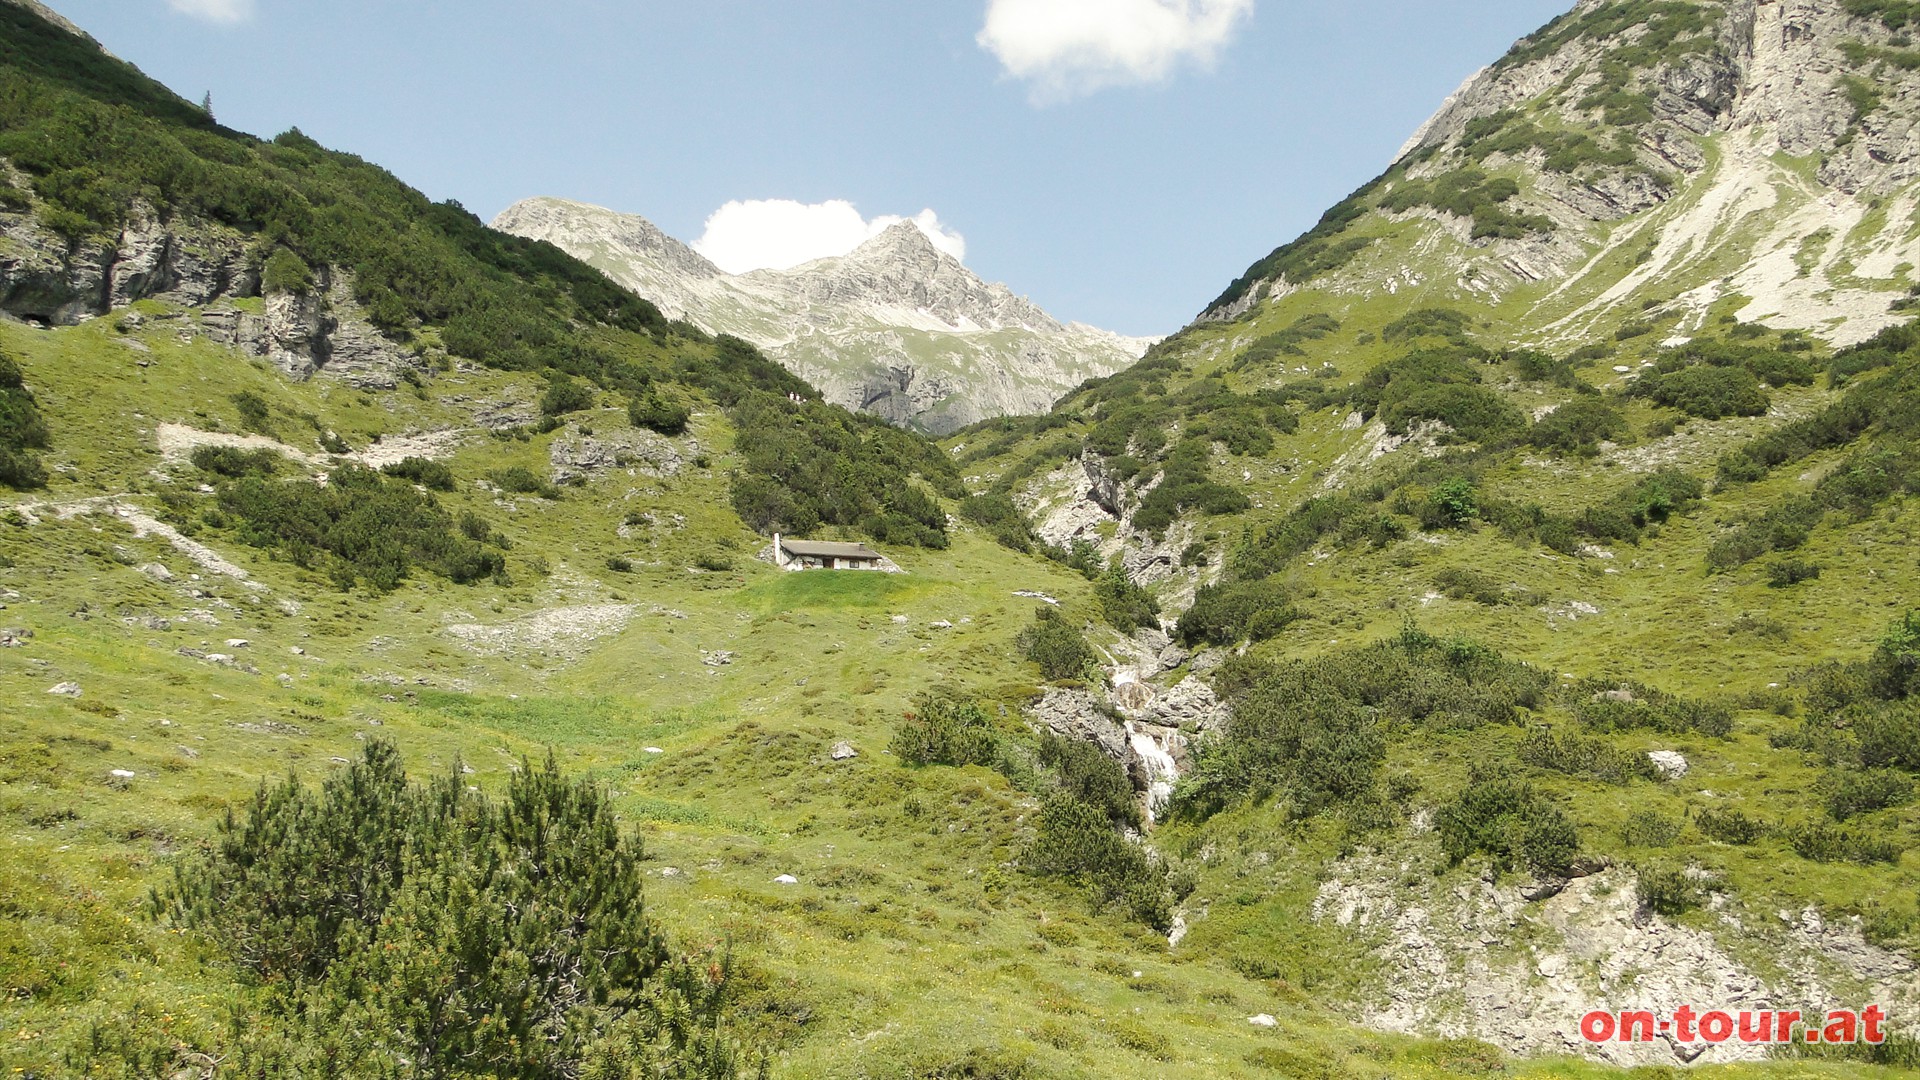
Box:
[6,0,1920,1077]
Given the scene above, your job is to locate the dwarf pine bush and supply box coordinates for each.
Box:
[157,741,760,1078]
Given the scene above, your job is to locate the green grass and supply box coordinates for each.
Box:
[739,570,921,612]
[14,295,1915,1078]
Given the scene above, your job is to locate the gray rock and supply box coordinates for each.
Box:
[1144,677,1230,733]
[550,428,700,484]
[831,741,858,761]
[0,627,31,647]
[1110,677,1154,713]
[1648,751,1691,780]
[1031,687,1129,761]
[1,199,253,325]
[138,562,174,582]
[47,681,80,697]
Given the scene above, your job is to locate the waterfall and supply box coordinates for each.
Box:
[1125,720,1182,824]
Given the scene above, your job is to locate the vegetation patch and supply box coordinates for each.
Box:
[1016,606,1098,682]
[209,461,507,590]
[1519,726,1657,784]
[1177,576,1298,646]
[1207,175,1389,311]
[1179,628,1550,825]
[730,392,959,548]
[155,741,760,1077]
[1527,397,1626,457]
[1352,347,1526,444]
[1437,771,1581,876]
[1569,680,1733,738]
[0,346,50,489]
[1230,313,1341,371]
[1379,168,1554,239]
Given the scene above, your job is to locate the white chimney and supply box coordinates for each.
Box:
[773,533,784,567]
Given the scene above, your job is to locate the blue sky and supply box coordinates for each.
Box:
[51,0,1570,337]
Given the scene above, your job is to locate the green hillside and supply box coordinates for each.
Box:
[1,0,1918,1078]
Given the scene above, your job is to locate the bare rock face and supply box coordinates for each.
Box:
[1211,0,1920,346]
[548,427,702,484]
[1144,677,1230,734]
[493,198,1154,434]
[1031,687,1130,761]
[0,180,411,385]
[1314,847,1919,1067]
[193,270,412,388]
[0,196,254,324]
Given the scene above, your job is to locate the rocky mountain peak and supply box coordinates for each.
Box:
[848,219,948,263]
[766,220,1061,336]
[495,198,1151,434]
[494,197,722,290]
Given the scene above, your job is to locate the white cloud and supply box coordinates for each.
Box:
[692,200,966,274]
[978,0,1252,101]
[166,0,255,24]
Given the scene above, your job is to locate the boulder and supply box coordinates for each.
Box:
[831,741,858,761]
[1031,687,1129,761]
[1144,677,1230,733]
[47,681,80,697]
[1648,751,1690,780]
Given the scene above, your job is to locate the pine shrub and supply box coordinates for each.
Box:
[1016,607,1097,682]
[1436,772,1580,876]
[891,690,997,768]
[156,741,759,1077]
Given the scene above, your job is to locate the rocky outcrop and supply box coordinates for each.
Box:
[1312,846,1919,1066]
[1141,676,1230,734]
[851,362,965,428]
[548,427,702,484]
[493,198,1154,434]
[0,198,254,324]
[1031,687,1130,761]
[0,181,411,385]
[193,270,413,388]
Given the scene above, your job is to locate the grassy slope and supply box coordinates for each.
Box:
[954,247,1920,960]
[5,309,1909,1079]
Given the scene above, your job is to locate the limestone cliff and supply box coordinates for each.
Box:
[1208,0,1920,348]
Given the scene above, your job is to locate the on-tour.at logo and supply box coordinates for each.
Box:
[1580,1005,1888,1046]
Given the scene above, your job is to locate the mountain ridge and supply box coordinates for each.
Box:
[493,196,1153,434]
[1204,0,1920,350]
[952,0,1920,1064]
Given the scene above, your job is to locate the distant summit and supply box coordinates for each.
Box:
[495,197,1152,434]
